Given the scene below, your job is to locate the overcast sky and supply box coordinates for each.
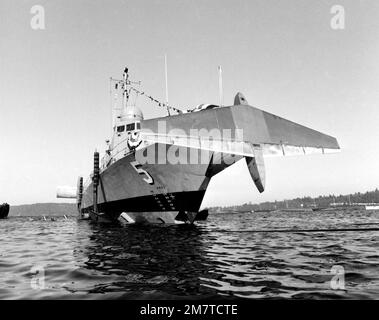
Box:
[1,0,379,206]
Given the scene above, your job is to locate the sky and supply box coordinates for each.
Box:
[1,0,379,207]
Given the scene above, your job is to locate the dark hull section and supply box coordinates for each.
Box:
[83,190,206,221]
[0,203,10,219]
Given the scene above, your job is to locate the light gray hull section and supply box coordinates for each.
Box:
[82,143,238,216]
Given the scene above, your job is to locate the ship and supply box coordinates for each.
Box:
[57,67,340,224]
[0,203,10,219]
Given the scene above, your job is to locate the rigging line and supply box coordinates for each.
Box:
[214,227,379,234]
[133,89,139,106]
[164,54,170,116]
[353,222,379,226]
[129,86,184,114]
[109,77,112,130]
[111,76,185,114]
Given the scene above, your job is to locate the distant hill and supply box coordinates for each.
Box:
[9,203,77,217]
[210,188,379,213]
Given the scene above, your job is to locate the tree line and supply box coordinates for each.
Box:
[211,188,379,212]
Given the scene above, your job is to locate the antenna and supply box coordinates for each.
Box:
[109,77,113,133]
[218,65,223,107]
[122,67,129,111]
[164,54,170,116]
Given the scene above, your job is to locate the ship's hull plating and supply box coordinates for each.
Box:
[79,101,340,223]
[0,203,10,219]
[81,143,237,222]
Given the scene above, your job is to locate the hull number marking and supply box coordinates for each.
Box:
[131,161,154,185]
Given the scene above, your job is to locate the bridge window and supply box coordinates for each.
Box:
[117,125,125,133]
[136,122,141,129]
[126,123,135,131]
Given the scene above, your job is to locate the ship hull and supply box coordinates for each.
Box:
[77,97,340,224]
[81,143,238,222]
[85,190,207,222]
[0,203,10,219]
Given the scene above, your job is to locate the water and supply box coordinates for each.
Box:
[0,210,378,299]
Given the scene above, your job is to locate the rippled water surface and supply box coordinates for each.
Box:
[1,210,378,299]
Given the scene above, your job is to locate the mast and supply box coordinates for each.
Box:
[122,67,129,112]
[164,54,170,116]
[218,65,223,107]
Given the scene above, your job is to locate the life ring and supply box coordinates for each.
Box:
[127,131,142,150]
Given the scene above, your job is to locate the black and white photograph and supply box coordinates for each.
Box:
[0,0,378,311]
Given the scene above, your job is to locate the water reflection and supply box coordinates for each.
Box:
[1,211,378,299]
[75,222,221,299]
